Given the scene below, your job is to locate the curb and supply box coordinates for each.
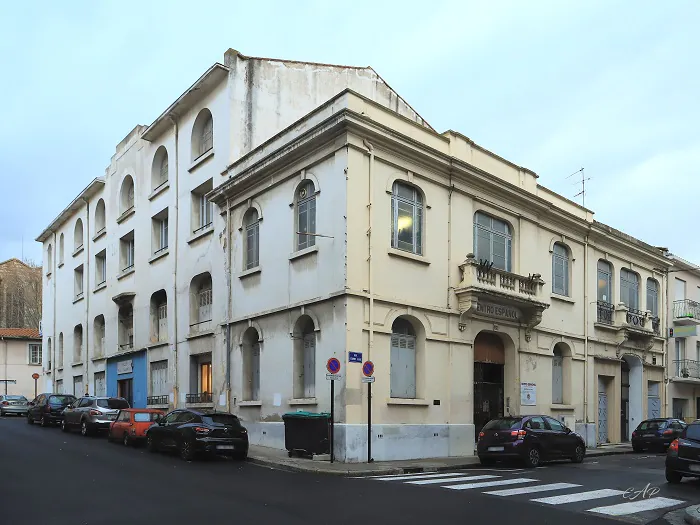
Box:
[685,504,700,525]
[248,447,635,477]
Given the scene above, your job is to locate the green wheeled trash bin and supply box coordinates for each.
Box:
[282,411,331,458]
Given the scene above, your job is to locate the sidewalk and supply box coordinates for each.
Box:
[248,443,635,477]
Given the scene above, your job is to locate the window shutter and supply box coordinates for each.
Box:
[303,335,315,398]
[252,343,261,401]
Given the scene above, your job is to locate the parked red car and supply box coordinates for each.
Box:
[108,408,164,446]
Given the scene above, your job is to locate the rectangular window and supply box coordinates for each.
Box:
[150,360,168,397]
[198,195,212,229]
[676,278,687,301]
[94,372,106,397]
[191,179,214,234]
[120,231,135,272]
[74,266,84,298]
[597,261,612,302]
[28,344,42,365]
[297,197,316,251]
[473,213,511,271]
[620,269,639,310]
[647,280,658,317]
[95,250,106,287]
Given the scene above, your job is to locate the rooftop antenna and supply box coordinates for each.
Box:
[567,168,590,207]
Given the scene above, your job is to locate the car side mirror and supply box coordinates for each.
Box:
[565,427,571,434]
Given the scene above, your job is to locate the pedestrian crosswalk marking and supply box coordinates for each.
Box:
[372,472,472,481]
[532,489,625,505]
[485,482,581,496]
[445,478,538,491]
[587,497,685,516]
[407,475,498,485]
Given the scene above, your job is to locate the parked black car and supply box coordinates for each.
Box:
[146,409,248,461]
[477,415,586,468]
[631,418,686,452]
[665,422,700,483]
[27,393,77,427]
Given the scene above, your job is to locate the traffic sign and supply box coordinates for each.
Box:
[361,376,375,383]
[349,352,362,363]
[327,357,341,375]
[32,373,40,380]
[362,361,374,377]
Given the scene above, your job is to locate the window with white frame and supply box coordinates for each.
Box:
[191,109,214,160]
[150,360,168,398]
[74,219,84,252]
[95,250,106,287]
[391,182,423,255]
[646,278,659,317]
[191,179,213,234]
[151,208,169,254]
[120,231,135,272]
[474,212,512,271]
[552,243,570,296]
[28,343,42,365]
[244,208,260,269]
[620,269,639,310]
[74,265,84,298]
[390,318,417,399]
[296,180,316,251]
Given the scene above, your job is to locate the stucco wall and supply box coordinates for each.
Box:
[0,338,42,398]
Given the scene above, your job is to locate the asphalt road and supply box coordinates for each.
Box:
[1,415,697,525]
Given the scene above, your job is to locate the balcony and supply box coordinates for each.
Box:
[186,392,213,404]
[118,343,133,352]
[147,395,169,405]
[595,302,657,345]
[673,359,700,380]
[673,300,700,326]
[455,255,549,340]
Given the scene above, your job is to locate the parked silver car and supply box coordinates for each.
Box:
[61,396,130,436]
[0,395,29,416]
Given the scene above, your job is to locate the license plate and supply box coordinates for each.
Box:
[690,464,700,473]
[217,445,235,450]
[488,446,504,452]
[643,434,655,437]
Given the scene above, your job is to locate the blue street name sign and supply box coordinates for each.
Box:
[349,352,362,363]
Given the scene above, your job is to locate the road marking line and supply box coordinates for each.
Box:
[445,478,538,490]
[485,483,581,496]
[407,475,498,485]
[371,472,474,481]
[587,497,686,516]
[532,489,625,505]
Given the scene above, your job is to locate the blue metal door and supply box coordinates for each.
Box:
[648,396,661,419]
[598,393,608,443]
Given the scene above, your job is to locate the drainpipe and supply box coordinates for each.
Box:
[583,234,589,430]
[52,231,57,384]
[664,269,669,418]
[169,115,180,408]
[82,198,90,394]
[225,198,232,412]
[2,337,6,395]
[447,170,453,429]
[363,140,374,367]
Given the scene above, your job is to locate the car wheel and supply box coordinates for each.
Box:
[666,468,683,484]
[61,420,69,433]
[123,432,130,447]
[572,444,585,463]
[81,420,91,437]
[27,414,34,425]
[179,439,195,461]
[479,457,496,466]
[147,435,158,453]
[632,443,643,452]
[524,446,541,468]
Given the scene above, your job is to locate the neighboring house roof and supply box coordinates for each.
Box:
[0,258,40,270]
[0,328,41,340]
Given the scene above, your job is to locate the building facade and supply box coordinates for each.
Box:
[38,49,682,462]
[0,328,42,399]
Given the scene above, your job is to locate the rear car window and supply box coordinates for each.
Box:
[686,424,700,441]
[49,395,75,404]
[134,413,160,422]
[483,418,523,431]
[97,398,130,409]
[6,396,26,401]
[203,414,242,427]
[639,420,668,431]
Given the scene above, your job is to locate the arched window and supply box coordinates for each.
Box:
[47,338,52,369]
[243,208,260,269]
[390,317,417,399]
[120,176,135,214]
[93,315,105,357]
[152,146,169,190]
[391,181,423,255]
[646,278,659,317]
[597,260,612,303]
[74,219,84,252]
[242,327,261,401]
[552,243,570,296]
[59,234,65,265]
[296,181,316,251]
[58,332,64,366]
[95,199,106,234]
[189,273,212,331]
[46,244,52,274]
[150,290,167,343]
[552,347,563,404]
[620,269,639,310]
[73,324,83,362]
[191,109,213,160]
[474,212,511,271]
[293,315,316,399]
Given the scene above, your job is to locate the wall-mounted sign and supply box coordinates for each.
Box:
[672,325,697,338]
[117,360,133,375]
[520,382,537,406]
[477,302,521,321]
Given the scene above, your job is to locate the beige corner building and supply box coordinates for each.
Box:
[38,49,678,462]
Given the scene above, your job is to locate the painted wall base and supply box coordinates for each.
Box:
[246,422,475,463]
[575,423,597,448]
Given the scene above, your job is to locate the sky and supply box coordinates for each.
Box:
[1,0,698,265]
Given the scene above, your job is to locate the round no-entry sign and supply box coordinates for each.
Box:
[362,361,374,377]
[327,357,341,375]
[31,373,40,380]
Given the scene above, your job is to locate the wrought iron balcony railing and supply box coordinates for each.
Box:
[186,392,213,404]
[626,308,646,329]
[597,301,614,324]
[147,395,169,405]
[673,359,700,379]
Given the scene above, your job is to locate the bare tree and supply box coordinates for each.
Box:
[0,258,42,329]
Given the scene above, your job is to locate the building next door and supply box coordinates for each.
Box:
[473,332,505,435]
[118,379,133,407]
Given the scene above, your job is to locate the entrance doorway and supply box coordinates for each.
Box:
[621,359,630,442]
[118,379,133,407]
[474,332,505,435]
[620,355,643,441]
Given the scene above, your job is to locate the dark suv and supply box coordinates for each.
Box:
[477,415,586,468]
[27,393,77,427]
[666,422,700,483]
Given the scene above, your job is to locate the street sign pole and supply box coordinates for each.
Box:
[330,378,335,464]
[326,357,341,464]
[362,361,375,463]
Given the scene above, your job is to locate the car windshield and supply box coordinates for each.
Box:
[6,396,27,402]
[133,413,160,422]
[686,424,700,442]
[482,418,523,431]
[202,414,242,428]
[97,399,130,409]
[49,395,75,404]
[638,420,668,431]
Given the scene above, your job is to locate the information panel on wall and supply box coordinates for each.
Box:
[520,382,537,406]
